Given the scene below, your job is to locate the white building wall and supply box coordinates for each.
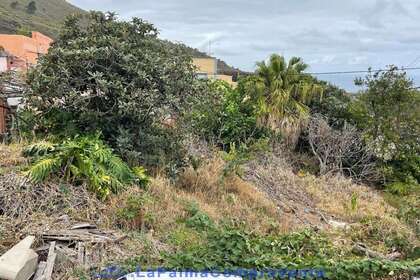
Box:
[0,57,8,72]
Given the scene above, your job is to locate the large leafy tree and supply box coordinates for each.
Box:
[352,66,420,185]
[246,54,322,146]
[26,12,196,169]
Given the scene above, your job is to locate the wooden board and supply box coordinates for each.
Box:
[0,98,6,134]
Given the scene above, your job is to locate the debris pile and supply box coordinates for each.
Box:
[0,223,126,280]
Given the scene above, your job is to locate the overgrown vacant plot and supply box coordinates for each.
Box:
[0,6,419,279]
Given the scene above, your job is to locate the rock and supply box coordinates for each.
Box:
[328,219,349,230]
[0,236,38,280]
[56,214,70,223]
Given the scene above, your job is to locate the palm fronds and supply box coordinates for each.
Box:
[23,135,149,199]
[23,141,56,157]
[25,157,62,182]
[250,54,324,146]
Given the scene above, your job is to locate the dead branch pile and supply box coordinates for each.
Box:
[0,172,102,219]
[307,115,380,183]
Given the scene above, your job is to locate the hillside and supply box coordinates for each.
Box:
[1,143,418,279]
[0,0,85,38]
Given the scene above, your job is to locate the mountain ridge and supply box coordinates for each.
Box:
[0,0,85,38]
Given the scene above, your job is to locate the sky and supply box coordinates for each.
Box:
[68,0,420,92]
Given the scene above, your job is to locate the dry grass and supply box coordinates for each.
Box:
[305,174,391,221]
[0,143,418,279]
[244,154,329,229]
[305,174,418,251]
[0,143,27,169]
[104,157,286,239]
[242,152,419,255]
[139,157,286,236]
[244,152,402,224]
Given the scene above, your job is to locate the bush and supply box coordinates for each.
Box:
[23,135,149,199]
[25,12,196,171]
[309,82,353,128]
[116,193,154,230]
[185,80,264,149]
[184,202,214,231]
[26,1,36,14]
[352,66,420,186]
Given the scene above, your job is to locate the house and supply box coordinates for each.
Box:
[0,72,24,137]
[0,31,53,71]
[192,57,238,87]
[0,31,51,137]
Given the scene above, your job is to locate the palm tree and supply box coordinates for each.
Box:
[248,54,322,146]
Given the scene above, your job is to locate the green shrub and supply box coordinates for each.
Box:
[397,197,420,237]
[23,135,149,199]
[184,202,214,231]
[221,139,269,177]
[185,80,265,149]
[309,82,353,128]
[26,1,36,14]
[386,182,413,196]
[116,193,154,230]
[164,226,335,270]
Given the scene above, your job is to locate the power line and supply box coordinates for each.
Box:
[406,56,420,68]
[304,66,420,76]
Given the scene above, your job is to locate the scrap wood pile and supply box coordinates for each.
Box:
[0,222,126,280]
[0,172,108,254]
[34,223,126,278]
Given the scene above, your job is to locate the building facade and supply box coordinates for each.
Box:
[0,31,53,71]
[192,57,237,87]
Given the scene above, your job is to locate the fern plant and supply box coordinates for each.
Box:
[23,135,149,199]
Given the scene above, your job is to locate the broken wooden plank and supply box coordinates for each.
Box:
[77,242,84,266]
[352,243,385,259]
[70,223,97,230]
[41,229,122,243]
[43,242,57,280]
[55,245,77,264]
[33,261,46,280]
[41,233,110,243]
[84,244,91,269]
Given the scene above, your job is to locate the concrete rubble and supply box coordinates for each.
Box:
[0,236,38,280]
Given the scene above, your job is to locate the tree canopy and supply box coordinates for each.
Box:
[245,54,323,145]
[26,12,196,168]
[352,67,420,185]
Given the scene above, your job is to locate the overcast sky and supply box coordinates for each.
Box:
[68,0,420,91]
